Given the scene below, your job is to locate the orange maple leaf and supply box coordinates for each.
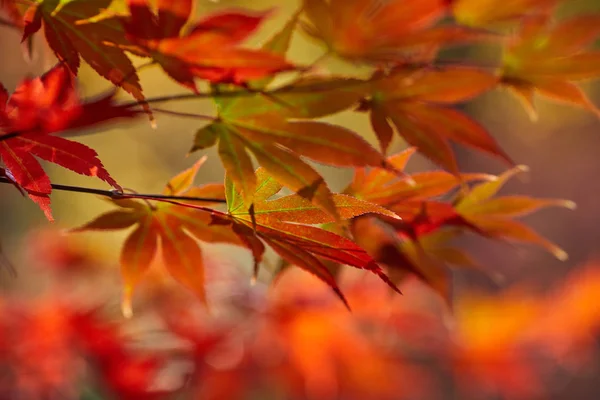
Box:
[358,66,510,174]
[500,14,600,118]
[120,0,295,90]
[218,167,401,308]
[72,157,240,317]
[301,0,491,64]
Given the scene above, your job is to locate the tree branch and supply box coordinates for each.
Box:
[0,17,20,31]
[0,177,227,203]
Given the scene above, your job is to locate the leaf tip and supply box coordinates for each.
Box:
[555,248,569,262]
[121,286,134,319]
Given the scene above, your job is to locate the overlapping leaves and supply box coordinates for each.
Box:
[346,149,574,302]
[74,161,402,313]
[358,66,512,173]
[0,0,597,318]
[119,0,294,90]
[72,157,239,316]
[22,0,146,105]
[217,167,401,308]
[0,65,138,220]
[193,13,399,219]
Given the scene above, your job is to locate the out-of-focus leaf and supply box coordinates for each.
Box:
[451,0,559,27]
[500,15,600,118]
[301,0,493,64]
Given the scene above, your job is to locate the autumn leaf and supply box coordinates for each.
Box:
[454,165,576,260]
[346,151,570,301]
[346,148,495,207]
[500,14,600,118]
[72,157,241,317]
[300,0,492,64]
[119,0,294,90]
[358,66,511,173]
[450,0,560,27]
[22,0,146,109]
[251,9,301,90]
[183,11,406,218]
[219,167,401,308]
[0,66,136,220]
[195,68,398,219]
[345,150,471,300]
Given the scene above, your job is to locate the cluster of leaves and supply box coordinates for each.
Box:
[5,231,600,400]
[0,298,166,399]
[0,0,599,331]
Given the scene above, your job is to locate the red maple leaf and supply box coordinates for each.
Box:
[21,0,147,108]
[0,65,140,220]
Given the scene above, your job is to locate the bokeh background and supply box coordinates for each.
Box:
[1,0,600,399]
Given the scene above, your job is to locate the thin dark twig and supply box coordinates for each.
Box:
[152,107,216,121]
[0,177,227,203]
[118,79,369,108]
[0,17,20,30]
[117,58,501,109]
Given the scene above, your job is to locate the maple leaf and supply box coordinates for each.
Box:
[358,66,511,173]
[71,157,241,317]
[218,167,401,308]
[0,65,134,220]
[196,72,398,219]
[119,0,294,90]
[346,148,491,301]
[346,148,494,207]
[300,0,492,64]
[500,14,600,118]
[187,13,405,219]
[346,150,572,301]
[450,0,560,27]
[453,165,576,260]
[21,0,146,109]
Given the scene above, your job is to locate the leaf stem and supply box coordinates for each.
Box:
[0,177,227,203]
[151,107,217,121]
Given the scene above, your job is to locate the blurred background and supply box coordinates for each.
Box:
[0,0,600,399]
